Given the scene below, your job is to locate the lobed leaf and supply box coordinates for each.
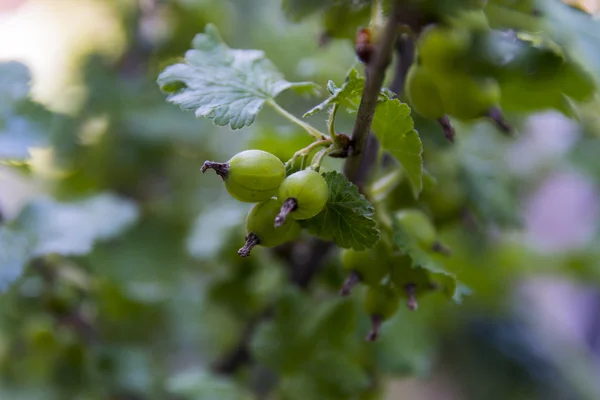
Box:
[157,24,319,130]
[301,171,380,250]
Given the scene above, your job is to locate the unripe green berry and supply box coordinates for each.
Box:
[418,25,471,73]
[275,170,328,227]
[363,285,400,341]
[439,75,501,120]
[238,198,301,257]
[406,64,445,120]
[202,150,285,203]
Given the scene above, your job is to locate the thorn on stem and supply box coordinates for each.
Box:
[405,284,418,311]
[366,314,383,342]
[487,107,513,135]
[437,116,455,143]
[275,198,297,228]
[238,233,260,257]
[431,241,452,256]
[340,271,361,296]
[201,161,229,180]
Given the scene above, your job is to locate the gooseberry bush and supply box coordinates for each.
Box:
[1,0,600,399]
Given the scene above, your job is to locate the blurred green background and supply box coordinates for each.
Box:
[2,0,600,399]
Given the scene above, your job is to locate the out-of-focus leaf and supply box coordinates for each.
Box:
[281,0,336,21]
[371,100,423,197]
[0,117,48,162]
[187,201,247,260]
[323,2,370,39]
[157,24,319,129]
[0,227,30,292]
[539,0,600,81]
[167,369,253,400]
[12,193,139,257]
[0,62,30,117]
[301,171,380,250]
[392,218,467,303]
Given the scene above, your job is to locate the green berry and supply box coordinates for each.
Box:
[439,75,501,120]
[418,25,470,73]
[238,198,301,257]
[202,150,285,203]
[275,170,328,227]
[406,64,445,120]
[363,285,400,341]
[340,242,390,296]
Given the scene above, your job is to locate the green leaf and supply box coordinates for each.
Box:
[392,219,467,303]
[303,69,364,117]
[157,24,319,130]
[301,171,380,250]
[371,99,423,198]
[303,68,392,117]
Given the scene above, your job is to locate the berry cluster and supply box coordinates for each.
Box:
[405,9,512,142]
[202,150,329,257]
[340,209,450,341]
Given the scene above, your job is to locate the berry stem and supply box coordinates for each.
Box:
[274,198,297,228]
[340,271,361,296]
[267,100,328,140]
[366,314,383,342]
[327,103,342,147]
[405,284,418,311]
[310,148,329,171]
[238,233,261,257]
[487,107,513,135]
[437,116,455,143]
[201,161,229,179]
[285,139,331,170]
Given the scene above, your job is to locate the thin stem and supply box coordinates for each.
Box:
[268,100,327,140]
[285,139,331,170]
[366,314,383,342]
[327,104,341,147]
[405,284,418,311]
[238,233,260,257]
[275,198,297,228]
[310,148,329,172]
[371,0,383,31]
[343,2,402,183]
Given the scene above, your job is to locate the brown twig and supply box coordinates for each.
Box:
[343,1,403,183]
